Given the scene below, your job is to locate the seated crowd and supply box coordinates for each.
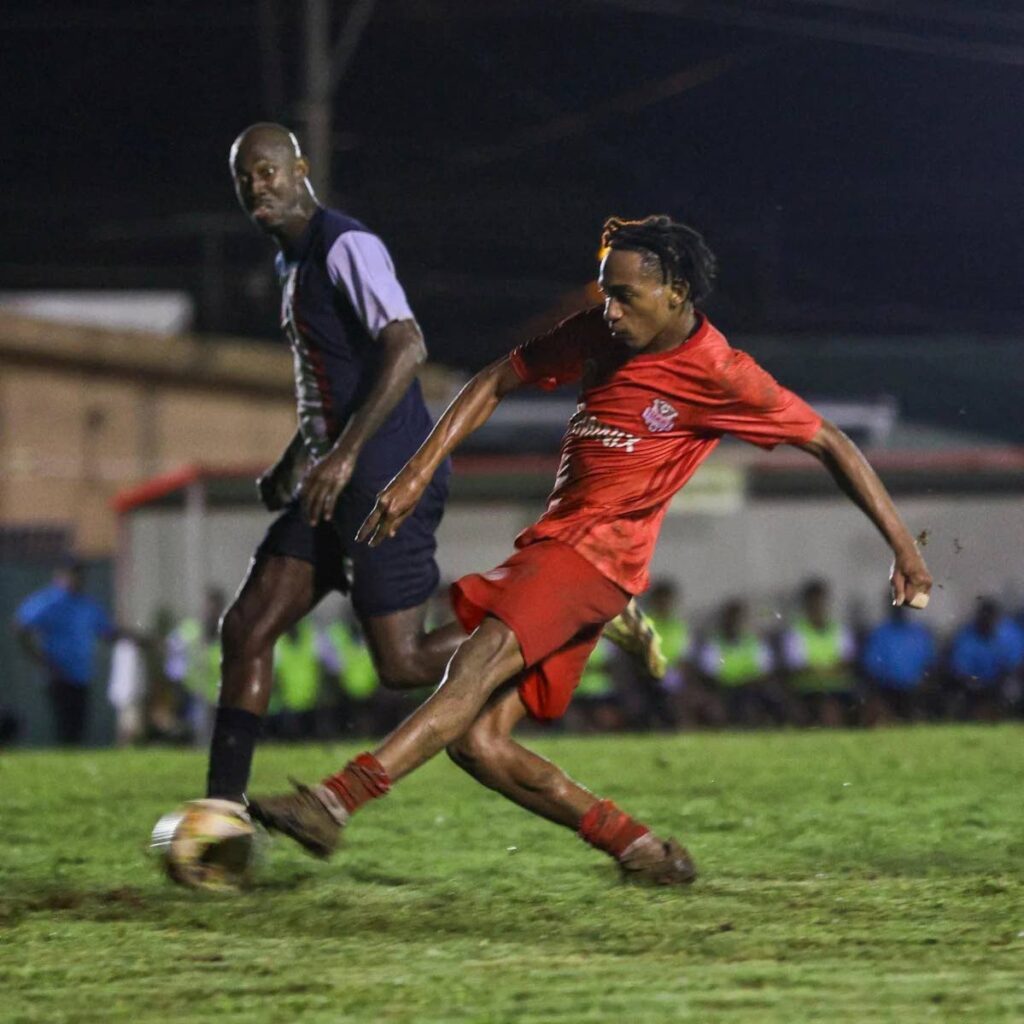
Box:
[573,579,1024,732]
[157,578,1024,743]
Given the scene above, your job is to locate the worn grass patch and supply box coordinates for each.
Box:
[1,725,1021,1023]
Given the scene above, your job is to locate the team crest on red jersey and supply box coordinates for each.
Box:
[642,398,679,433]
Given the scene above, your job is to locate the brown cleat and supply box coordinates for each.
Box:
[247,780,347,859]
[603,598,667,679]
[619,833,698,886]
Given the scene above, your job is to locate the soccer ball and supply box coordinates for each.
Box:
[150,798,256,892]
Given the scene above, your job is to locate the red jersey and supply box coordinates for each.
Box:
[509,306,822,594]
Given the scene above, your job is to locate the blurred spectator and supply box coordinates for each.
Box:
[107,636,146,746]
[271,620,321,740]
[165,587,225,744]
[569,638,623,733]
[12,558,117,746]
[144,606,188,742]
[1002,609,1024,716]
[781,579,857,727]
[947,598,1024,720]
[0,706,18,746]
[860,600,936,724]
[323,616,394,736]
[687,599,779,727]
[629,580,691,729]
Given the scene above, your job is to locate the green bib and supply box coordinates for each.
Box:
[577,638,615,698]
[649,615,690,665]
[177,618,220,702]
[274,623,320,711]
[327,623,379,700]
[715,634,765,688]
[792,619,851,693]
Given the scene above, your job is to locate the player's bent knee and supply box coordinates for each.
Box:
[446,727,497,775]
[375,660,417,691]
[445,739,472,771]
[445,731,481,772]
[373,648,431,690]
[446,708,517,775]
[447,618,523,683]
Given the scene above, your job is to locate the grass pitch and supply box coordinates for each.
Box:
[1,726,1021,1023]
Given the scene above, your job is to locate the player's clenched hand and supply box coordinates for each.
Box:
[356,467,429,547]
[890,548,933,609]
[257,459,298,511]
[299,448,357,526]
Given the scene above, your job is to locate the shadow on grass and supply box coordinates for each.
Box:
[0,861,696,952]
[0,884,148,927]
[0,865,322,928]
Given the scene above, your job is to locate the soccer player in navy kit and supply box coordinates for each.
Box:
[207,124,662,806]
[206,123,465,802]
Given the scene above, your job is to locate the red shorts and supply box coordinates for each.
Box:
[451,540,629,721]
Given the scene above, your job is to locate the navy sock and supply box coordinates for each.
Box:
[206,707,262,802]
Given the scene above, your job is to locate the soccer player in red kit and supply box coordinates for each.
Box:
[250,215,933,884]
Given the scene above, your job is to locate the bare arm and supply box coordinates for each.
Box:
[357,355,524,546]
[301,318,427,525]
[796,419,932,607]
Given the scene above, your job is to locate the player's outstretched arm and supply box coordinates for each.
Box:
[796,420,933,608]
[358,355,524,547]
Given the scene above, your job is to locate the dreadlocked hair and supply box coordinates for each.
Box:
[601,215,718,305]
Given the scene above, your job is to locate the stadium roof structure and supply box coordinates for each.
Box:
[113,433,1024,519]
[109,444,1024,623]
[112,465,267,514]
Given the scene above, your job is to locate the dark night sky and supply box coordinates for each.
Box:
[3,0,1024,389]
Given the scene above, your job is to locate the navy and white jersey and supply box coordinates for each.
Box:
[274,206,436,483]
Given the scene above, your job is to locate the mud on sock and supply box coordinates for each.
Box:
[322,752,391,814]
[578,798,651,859]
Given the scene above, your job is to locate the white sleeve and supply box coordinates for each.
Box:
[164,631,187,682]
[838,625,856,661]
[316,629,341,673]
[698,642,722,677]
[780,629,805,669]
[108,640,143,708]
[325,230,415,339]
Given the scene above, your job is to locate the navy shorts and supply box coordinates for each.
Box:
[256,464,450,618]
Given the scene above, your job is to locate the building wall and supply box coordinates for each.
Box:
[0,363,296,554]
[121,494,1024,634]
[0,314,461,557]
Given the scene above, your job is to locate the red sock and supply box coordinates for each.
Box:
[322,752,391,814]
[578,799,650,859]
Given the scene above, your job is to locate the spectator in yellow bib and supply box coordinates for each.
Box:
[781,579,857,727]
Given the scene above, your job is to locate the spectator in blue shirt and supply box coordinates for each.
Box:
[861,601,935,724]
[946,598,1022,721]
[994,610,1024,717]
[13,559,115,745]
